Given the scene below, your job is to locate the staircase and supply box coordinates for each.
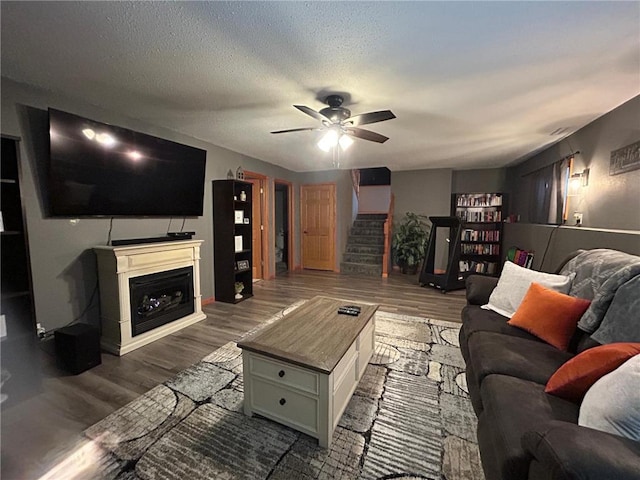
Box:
[341,214,387,276]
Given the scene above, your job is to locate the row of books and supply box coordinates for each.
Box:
[506,247,535,269]
[456,209,502,223]
[456,194,503,207]
[459,260,498,274]
[460,229,500,242]
[461,244,500,255]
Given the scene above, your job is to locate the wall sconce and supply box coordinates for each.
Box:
[568,168,589,196]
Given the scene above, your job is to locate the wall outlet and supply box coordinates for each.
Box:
[36,322,46,338]
[573,212,583,226]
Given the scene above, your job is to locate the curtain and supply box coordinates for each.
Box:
[527,158,570,224]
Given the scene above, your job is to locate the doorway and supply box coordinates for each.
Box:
[300,183,336,271]
[274,180,293,275]
[244,171,268,281]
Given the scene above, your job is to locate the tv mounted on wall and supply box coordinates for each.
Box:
[48,108,207,217]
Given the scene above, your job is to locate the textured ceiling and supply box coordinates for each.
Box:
[2,1,639,172]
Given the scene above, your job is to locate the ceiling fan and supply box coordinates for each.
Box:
[271,95,396,151]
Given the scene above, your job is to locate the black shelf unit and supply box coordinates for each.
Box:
[212,180,253,303]
[1,136,40,408]
[452,193,506,277]
[419,216,465,293]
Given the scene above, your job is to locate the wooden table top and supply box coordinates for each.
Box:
[237,296,378,374]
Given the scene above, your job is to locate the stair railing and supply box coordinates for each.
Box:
[382,193,395,278]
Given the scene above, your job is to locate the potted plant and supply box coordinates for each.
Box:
[234,281,244,300]
[392,212,430,274]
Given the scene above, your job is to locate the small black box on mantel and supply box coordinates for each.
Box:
[54,323,101,374]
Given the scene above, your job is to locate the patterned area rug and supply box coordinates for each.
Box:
[81,301,483,480]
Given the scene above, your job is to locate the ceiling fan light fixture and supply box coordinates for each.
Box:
[317,129,339,152]
[339,133,354,150]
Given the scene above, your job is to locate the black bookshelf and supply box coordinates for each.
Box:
[452,193,506,277]
[212,180,253,303]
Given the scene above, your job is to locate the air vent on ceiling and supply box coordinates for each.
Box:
[549,127,573,136]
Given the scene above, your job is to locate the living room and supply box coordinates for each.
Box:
[2,2,640,479]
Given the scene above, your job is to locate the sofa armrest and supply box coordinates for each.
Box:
[522,420,640,480]
[465,275,498,305]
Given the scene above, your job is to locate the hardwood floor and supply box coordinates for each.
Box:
[1,270,467,480]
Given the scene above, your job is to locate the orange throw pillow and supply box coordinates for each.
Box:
[546,343,640,403]
[507,282,591,351]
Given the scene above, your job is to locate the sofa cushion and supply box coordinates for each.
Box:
[523,420,640,480]
[507,282,591,351]
[579,354,640,441]
[477,375,579,480]
[467,331,574,387]
[546,342,640,403]
[460,305,543,361]
[465,274,499,305]
[482,261,574,318]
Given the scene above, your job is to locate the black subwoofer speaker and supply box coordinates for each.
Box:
[54,323,101,374]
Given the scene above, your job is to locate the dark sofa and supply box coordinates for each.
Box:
[459,249,640,480]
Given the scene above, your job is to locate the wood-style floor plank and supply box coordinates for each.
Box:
[1,270,467,479]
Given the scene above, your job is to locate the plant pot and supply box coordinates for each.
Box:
[401,264,418,275]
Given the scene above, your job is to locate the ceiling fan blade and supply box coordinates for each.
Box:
[294,105,331,122]
[345,127,389,144]
[271,127,317,134]
[348,110,396,126]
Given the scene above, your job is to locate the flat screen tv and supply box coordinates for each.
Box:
[48,108,207,217]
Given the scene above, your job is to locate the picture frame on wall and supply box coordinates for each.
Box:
[610,140,640,176]
[237,259,250,271]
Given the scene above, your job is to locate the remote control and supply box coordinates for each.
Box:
[338,306,361,316]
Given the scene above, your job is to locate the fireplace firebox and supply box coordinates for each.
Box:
[129,266,194,336]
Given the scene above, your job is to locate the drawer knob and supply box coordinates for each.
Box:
[278,370,285,377]
[279,398,286,406]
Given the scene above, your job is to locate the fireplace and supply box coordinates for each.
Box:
[94,240,207,355]
[129,266,194,337]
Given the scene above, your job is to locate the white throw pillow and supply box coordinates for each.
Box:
[482,261,574,318]
[579,354,640,441]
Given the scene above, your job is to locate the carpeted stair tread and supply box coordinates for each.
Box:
[340,262,383,276]
[342,253,383,265]
[341,213,387,277]
[346,244,385,255]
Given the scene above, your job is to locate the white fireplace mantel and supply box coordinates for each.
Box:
[94,240,207,355]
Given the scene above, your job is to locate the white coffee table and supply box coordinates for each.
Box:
[237,296,378,448]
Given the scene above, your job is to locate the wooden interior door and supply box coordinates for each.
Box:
[248,178,263,280]
[301,183,336,271]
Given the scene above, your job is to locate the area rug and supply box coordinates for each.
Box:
[81,301,483,480]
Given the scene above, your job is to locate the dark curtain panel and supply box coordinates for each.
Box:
[527,158,569,224]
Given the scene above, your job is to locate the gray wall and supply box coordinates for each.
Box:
[507,95,640,230]
[391,169,453,269]
[452,168,507,194]
[503,223,640,272]
[1,78,301,332]
[391,169,452,221]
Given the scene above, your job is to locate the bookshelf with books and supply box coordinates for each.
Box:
[452,193,506,277]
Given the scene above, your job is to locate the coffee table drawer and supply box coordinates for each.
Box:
[249,354,319,395]
[250,377,318,433]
